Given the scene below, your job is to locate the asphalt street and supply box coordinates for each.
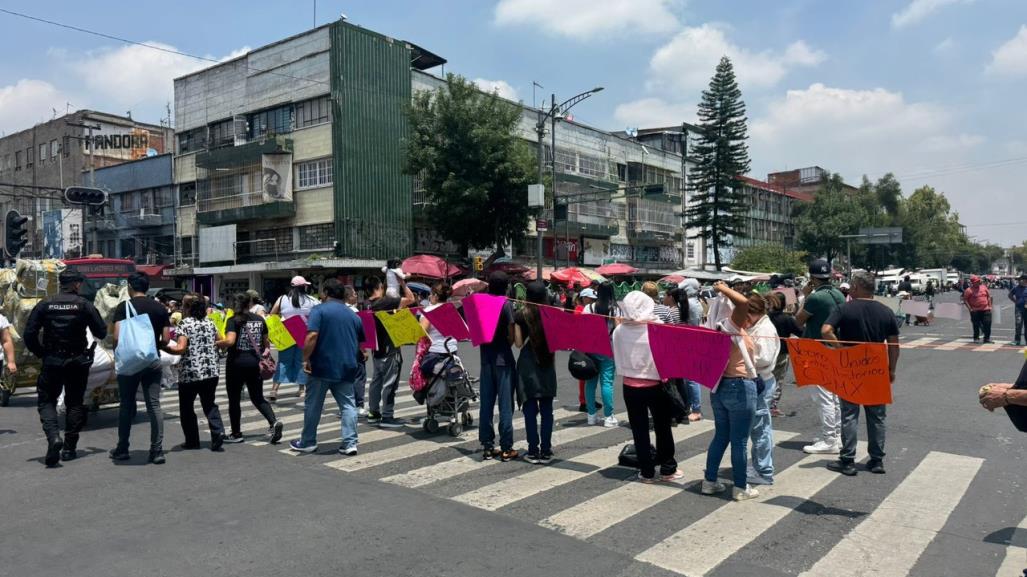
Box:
[0,292,1024,577]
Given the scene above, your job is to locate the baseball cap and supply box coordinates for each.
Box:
[59,270,85,285]
[245,289,261,301]
[970,275,980,283]
[809,259,832,279]
[579,288,598,299]
[840,282,851,290]
[291,275,311,287]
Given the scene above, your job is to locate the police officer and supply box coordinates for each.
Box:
[23,270,107,467]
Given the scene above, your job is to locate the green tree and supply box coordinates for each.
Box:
[685,56,751,270]
[404,74,535,251]
[730,244,808,276]
[902,186,967,268]
[793,173,866,265]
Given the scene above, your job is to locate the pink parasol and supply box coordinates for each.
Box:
[401,255,463,279]
[596,263,639,276]
[452,278,487,296]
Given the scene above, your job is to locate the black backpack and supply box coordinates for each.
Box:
[567,350,599,381]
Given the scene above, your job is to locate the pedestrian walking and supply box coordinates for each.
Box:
[821,271,900,476]
[479,271,518,462]
[164,293,226,452]
[795,259,845,455]
[963,275,993,344]
[702,282,764,501]
[513,282,558,465]
[582,282,619,428]
[221,293,283,444]
[367,276,416,429]
[23,271,107,467]
[747,298,780,485]
[290,279,365,455]
[110,272,171,464]
[344,286,368,416]
[1008,273,1026,346]
[246,289,268,318]
[613,291,681,484]
[268,276,319,401]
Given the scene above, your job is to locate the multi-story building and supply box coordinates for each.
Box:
[172,19,693,301]
[732,175,813,253]
[0,110,171,258]
[767,165,859,197]
[90,153,176,266]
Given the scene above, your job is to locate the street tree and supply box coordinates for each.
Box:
[794,173,866,265]
[902,186,967,268]
[404,74,535,252]
[730,244,808,276]
[685,56,751,270]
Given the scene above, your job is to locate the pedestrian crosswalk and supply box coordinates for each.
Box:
[157,382,1022,577]
[901,337,1020,352]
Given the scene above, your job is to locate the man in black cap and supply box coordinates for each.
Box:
[23,270,108,467]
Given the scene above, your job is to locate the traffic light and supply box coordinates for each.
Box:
[5,210,29,258]
[473,256,484,271]
[64,186,107,206]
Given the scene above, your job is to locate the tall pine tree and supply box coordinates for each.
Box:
[685,57,751,270]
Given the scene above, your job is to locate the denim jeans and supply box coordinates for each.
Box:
[686,380,702,413]
[706,377,757,488]
[522,397,554,455]
[749,376,777,479]
[585,354,615,417]
[369,349,402,418]
[840,400,886,463]
[116,365,164,452]
[273,345,308,386]
[300,377,358,450]
[479,358,514,451]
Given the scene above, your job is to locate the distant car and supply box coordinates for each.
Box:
[146,287,187,303]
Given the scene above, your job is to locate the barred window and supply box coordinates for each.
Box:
[249,105,293,138]
[179,182,196,207]
[178,128,207,153]
[296,158,332,189]
[578,154,606,179]
[252,227,293,255]
[295,96,331,128]
[179,236,193,257]
[299,223,335,250]
[209,120,235,149]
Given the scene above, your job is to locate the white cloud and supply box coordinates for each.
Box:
[891,0,974,29]
[473,78,519,101]
[494,0,680,40]
[933,36,955,54]
[0,79,72,135]
[648,25,825,94]
[986,25,1027,76]
[612,97,695,128]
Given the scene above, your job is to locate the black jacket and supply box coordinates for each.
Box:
[23,291,107,361]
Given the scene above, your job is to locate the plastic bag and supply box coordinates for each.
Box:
[115,301,159,376]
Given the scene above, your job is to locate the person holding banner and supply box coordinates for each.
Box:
[703,282,764,501]
[268,276,319,402]
[367,276,416,429]
[612,291,681,483]
[479,272,518,462]
[821,271,900,476]
[582,283,619,428]
[513,282,558,464]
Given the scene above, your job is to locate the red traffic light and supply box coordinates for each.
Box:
[64,186,108,206]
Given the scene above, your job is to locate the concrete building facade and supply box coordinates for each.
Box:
[91,153,176,266]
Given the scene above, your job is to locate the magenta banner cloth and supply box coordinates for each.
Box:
[357,310,378,350]
[461,293,506,346]
[538,307,613,357]
[282,315,308,348]
[422,303,471,342]
[647,323,732,389]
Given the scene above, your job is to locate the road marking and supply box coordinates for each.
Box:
[798,451,983,577]
[381,411,629,488]
[996,511,1027,577]
[973,343,1004,352]
[323,408,577,471]
[256,403,429,448]
[453,420,715,512]
[936,339,972,351]
[636,441,868,577]
[902,337,938,349]
[540,431,800,540]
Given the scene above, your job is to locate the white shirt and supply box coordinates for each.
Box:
[423,303,458,354]
[704,295,735,330]
[750,315,781,379]
[277,294,318,322]
[611,320,662,381]
[0,314,10,331]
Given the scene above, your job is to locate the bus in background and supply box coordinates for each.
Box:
[61,257,137,302]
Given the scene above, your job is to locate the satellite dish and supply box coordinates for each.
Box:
[146,148,158,157]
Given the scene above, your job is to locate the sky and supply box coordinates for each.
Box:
[1,0,1025,246]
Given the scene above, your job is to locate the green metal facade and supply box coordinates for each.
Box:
[330,21,413,260]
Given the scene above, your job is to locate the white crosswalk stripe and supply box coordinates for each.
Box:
[902,337,939,348]
[936,338,972,351]
[798,451,983,577]
[996,512,1027,577]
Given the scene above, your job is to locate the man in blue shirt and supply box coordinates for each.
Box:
[290,279,365,455]
[1010,274,1027,346]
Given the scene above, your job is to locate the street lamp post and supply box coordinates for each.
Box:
[534,87,603,281]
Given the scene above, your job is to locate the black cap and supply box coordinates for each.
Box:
[809,259,832,279]
[59,270,85,285]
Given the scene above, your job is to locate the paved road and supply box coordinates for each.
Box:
[0,293,1024,577]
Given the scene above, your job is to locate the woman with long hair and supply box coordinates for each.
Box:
[164,294,226,451]
[419,282,458,356]
[268,276,319,401]
[513,282,557,464]
[478,271,518,462]
[221,293,283,444]
[582,282,618,427]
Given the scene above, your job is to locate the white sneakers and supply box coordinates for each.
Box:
[603,416,619,428]
[357,407,368,417]
[587,414,619,427]
[733,484,760,501]
[587,413,599,426]
[803,438,841,454]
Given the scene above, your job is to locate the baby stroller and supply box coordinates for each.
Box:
[416,342,477,437]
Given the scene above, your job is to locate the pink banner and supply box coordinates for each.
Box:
[648,323,732,389]
[357,310,378,350]
[282,315,308,348]
[538,307,613,357]
[461,293,507,346]
[422,303,471,342]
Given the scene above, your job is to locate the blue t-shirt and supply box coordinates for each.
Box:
[1010,285,1027,308]
[308,300,364,381]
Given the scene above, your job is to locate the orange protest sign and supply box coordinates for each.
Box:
[786,339,893,405]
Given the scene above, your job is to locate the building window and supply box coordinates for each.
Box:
[250,227,293,255]
[209,120,235,149]
[179,182,197,207]
[14,151,21,171]
[178,128,207,154]
[25,147,33,168]
[616,163,627,182]
[296,158,332,189]
[50,139,59,158]
[578,154,606,179]
[295,96,331,128]
[298,223,335,250]
[248,105,293,138]
[121,191,140,213]
[155,187,174,208]
[686,242,695,260]
[179,236,193,258]
[39,143,47,162]
[120,238,136,260]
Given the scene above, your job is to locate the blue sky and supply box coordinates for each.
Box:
[1,0,1025,246]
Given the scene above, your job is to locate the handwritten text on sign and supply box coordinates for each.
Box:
[787,339,892,405]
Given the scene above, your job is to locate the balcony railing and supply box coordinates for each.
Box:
[627,198,679,239]
[123,211,165,228]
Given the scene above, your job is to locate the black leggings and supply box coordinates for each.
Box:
[624,384,678,479]
[226,364,276,435]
